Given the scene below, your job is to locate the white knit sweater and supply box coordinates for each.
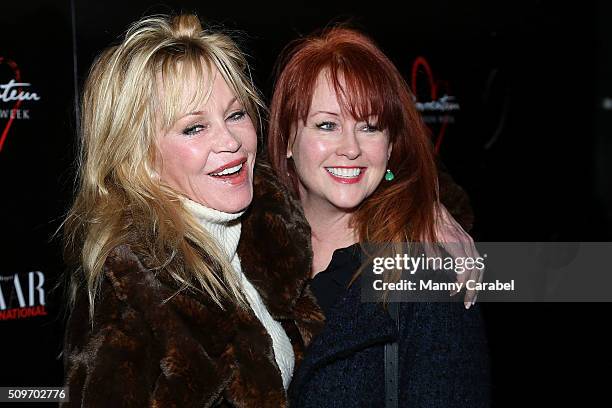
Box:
[181,198,295,389]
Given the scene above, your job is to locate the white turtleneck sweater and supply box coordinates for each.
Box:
[181,198,295,389]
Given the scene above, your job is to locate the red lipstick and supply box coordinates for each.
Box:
[325,166,367,184]
[208,157,248,186]
[208,157,247,175]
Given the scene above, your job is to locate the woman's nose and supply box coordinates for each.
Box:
[336,129,361,159]
[215,124,242,153]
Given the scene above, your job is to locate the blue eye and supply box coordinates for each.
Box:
[227,110,246,121]
[182,124,206,136]
[316,121,337,131]
[361,122,381,132]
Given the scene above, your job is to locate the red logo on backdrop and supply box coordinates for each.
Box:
[410,57,460,153]
[0,271,47,320]
[0,57,41,153]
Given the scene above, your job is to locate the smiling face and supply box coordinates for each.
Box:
[155,66,257,213]
[288,72,392,212]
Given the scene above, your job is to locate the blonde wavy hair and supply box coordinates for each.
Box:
[63,14,263,318]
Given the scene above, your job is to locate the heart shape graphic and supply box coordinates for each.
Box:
[0,57,23,153]
[410,57,451,154]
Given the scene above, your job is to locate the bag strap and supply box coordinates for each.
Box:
[384,302,400,408]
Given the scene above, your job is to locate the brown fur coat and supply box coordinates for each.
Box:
[61,162,325,408]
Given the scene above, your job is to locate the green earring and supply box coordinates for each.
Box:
[385,169,395,181]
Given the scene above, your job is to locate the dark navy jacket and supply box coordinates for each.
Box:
[289,270,491,407]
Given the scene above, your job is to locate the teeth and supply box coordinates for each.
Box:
[326,167,362,178]
[211,163,243,176]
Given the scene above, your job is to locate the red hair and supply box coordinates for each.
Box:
[268,27,438,243]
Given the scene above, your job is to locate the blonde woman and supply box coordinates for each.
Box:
[61,14,323,407]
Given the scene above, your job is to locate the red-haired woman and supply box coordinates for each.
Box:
[268,28,490,407]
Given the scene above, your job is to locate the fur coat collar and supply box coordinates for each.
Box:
[62,161,324,408]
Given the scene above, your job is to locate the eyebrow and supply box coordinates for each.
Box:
[181,97,239,118]
[310,110,340,117]
[224,97,239,114]
[183,110,205,118]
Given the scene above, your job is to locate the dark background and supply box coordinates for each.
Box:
[1,0,610,406]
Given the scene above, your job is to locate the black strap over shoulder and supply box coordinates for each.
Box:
[384,302,400,408]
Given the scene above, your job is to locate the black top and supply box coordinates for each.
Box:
[309,243,458,311]
[308,243,361,316]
